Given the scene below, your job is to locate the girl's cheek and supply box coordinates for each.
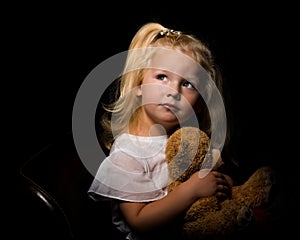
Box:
[141,90,165,105]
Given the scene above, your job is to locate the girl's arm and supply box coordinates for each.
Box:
[119,170,231,233]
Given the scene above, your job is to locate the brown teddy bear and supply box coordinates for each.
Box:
[166,126,275,240]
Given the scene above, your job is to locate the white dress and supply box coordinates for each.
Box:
[88,133,169,240]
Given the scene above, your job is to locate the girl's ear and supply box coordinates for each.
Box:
[136,85,142,96]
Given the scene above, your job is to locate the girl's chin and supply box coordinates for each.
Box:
[159,117,180,128]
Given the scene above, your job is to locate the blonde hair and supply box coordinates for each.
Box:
[99,22,225,152]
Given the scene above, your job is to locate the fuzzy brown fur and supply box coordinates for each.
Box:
[166,127,275,239]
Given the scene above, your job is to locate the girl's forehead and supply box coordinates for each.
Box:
[148,48,208,82]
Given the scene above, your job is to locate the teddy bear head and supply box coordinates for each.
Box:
[166,127,224,184]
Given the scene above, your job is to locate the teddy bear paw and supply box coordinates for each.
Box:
[237,206,255,229]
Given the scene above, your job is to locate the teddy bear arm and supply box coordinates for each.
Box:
[183,200,249,239]
[231,166,275,208]
[184,196,220,222]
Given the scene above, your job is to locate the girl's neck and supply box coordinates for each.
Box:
[128,109,179,136]
[129,123,166,136]
[129,120,179,137]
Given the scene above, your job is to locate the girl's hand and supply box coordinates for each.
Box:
[186,170,232,199]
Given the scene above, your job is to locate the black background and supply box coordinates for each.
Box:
[12,4,297,171]
[9,2,299,238]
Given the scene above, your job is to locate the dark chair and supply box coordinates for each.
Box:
[18,132,113,239]
[16,125,294,239]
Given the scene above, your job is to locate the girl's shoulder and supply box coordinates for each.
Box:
[110,133,168,159]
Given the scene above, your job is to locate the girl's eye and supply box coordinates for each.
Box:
[157,74,168,81]
[182,81,195,89]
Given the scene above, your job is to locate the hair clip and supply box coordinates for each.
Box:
[159,28,182,37]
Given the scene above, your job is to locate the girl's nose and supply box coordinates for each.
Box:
[167,92,181,101]
[166,84,181,101]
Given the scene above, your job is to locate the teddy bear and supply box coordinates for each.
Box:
[166,126,275,240]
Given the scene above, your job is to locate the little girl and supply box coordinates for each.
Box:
[88,22,234,240]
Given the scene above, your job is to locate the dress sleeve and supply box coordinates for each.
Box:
[88,150,168,202]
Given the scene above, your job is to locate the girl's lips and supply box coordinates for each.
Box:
[160,103,180,112]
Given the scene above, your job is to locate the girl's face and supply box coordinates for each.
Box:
[136,50,203,131]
